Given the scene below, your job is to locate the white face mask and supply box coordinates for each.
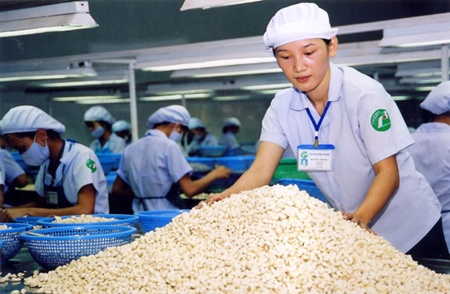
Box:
[169,130,183,143]
[91,126,105,138]
[21,133,50,166]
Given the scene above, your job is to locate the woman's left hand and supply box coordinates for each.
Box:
[342,211,376,235]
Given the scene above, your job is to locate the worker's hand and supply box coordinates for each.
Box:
[211,165,232,179]
[0,208,29,222]
[195,193,226,209]
[342,211,376,235]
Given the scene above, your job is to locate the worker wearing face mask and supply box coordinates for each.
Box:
[83,106,126,154]
[0,105,109,221]
[186,117,219,156]
[219,117,243,156]
[112,105,231,212]
[112,120,132,146]
[408,81,450,250]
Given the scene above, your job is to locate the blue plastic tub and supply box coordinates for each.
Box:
[276,178,327,203]
[216,155,255,173]
[137,210,189,233]
[96,153,122,171]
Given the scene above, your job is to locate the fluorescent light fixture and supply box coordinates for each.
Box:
[53,95,121,102]
[414,86,437,92]
[0,1,98,38]
[32,70,128,88]
[212,95,252,101]
[171,62,281,78]
[140,93,210,101]
[392,95,411,101]
[395,61,443,77]
[180,0,262,11]
[241,83,291,91]
[399,76,443,85]
[0,66,97,82]
[379,22,450,47]
[141,57,274,72]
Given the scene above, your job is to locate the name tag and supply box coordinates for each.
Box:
[297,144,335,171]
[45,191,59,205]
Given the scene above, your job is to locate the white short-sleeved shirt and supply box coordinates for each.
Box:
[219,132,240,149]
[0,160,5,188]
[0,149,25,192]
[34,140,109,214]
[408,122,450,248]
[116,129,193,212]
[187,133,219,155]
[89,133,126,154]
[260,63,441,253]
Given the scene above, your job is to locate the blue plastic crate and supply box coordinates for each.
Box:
[276,178,327,203]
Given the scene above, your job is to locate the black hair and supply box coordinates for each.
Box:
[272,38,332,57]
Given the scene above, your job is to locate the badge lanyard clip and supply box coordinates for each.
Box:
[305,101,331,147]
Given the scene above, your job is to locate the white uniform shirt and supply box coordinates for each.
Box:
[0,160,5,188]
[117,129,193,212]
[187,133,219,155]
[89,133,126,154]
[0,149,25,192]
[408,122,450,249]
[219,132,240,149]
[34,140,109,214]
[260,63,441,253]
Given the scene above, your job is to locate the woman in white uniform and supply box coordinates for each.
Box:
[218,117,242,156]
[0,105,109,220]
[186,117,219,156]
[408,81,450,250]
[206,3,447,260]
[112,105,231,212]
[112,120,132,146]
[84,106,126,154]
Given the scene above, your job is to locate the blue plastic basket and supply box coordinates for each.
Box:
[276,178,328,203]
[14,216,47,226]
[20,225,136,270]
[96,153,122,171]
[37,214,139,228]
[0,223,32,263]
[137,210,189,233]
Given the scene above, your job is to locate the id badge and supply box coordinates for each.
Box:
[297,144,335,171]
[45,191,59,205]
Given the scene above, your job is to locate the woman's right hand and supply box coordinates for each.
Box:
[211,165,232,179]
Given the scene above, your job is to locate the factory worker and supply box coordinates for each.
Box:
[408,81,450,250]
[83,106,126,154]
[112,120,132,146]
[205,3,447,261]
[218,117,242,156]
[112,105,231,212]
[0,105,109,221]
[186,117,219,156]
[0,124,28,196]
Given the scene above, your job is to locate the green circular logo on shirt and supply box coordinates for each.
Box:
[370,109,391,132]
[86,159,97,173]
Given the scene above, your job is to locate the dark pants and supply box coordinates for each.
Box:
[406,218,450,261]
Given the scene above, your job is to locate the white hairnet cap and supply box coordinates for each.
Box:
[147,105,191,129]
[112,120,131,132]
[189,117,206,129]
[223,117,241,128]
[1,105,65,134]
[420,81,450,115]
[84,106,115,125]
[263,3,338,51]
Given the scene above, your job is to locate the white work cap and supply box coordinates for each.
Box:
[1,105,65,134]
[420,81,450,115]
[223,117,241,128]
[147,105,191,129]
[112,120,131,132]
[83,106,115,125]
[189,117,206,129]
[263,3,338,51]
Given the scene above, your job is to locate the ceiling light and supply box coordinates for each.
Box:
[32,69,128,88]
[0,66,97,82]
[379,21,450,47]
[0,1,98,38]
[180,0,262,11]
[53,95,121,102]
[171,62,281,78]
[140,93,210,101]
[212,95,252,101]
